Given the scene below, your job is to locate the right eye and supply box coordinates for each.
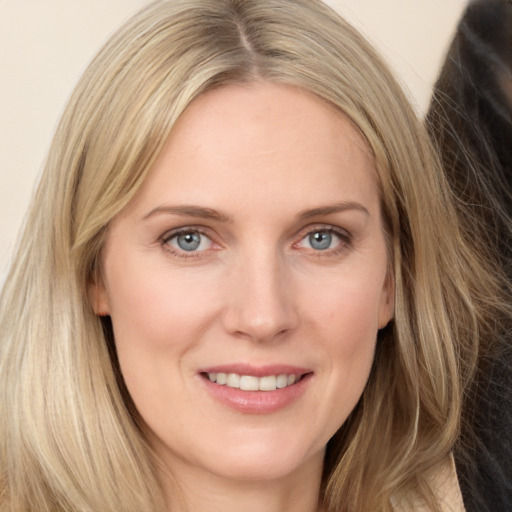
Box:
[164,230,214,253]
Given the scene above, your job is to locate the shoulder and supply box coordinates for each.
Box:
[392,454,466,512]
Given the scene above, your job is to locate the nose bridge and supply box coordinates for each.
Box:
[223,242,298,342]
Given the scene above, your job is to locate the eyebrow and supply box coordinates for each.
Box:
[142,205,231,223]
[142,201,369,223]
[297,202,370,220]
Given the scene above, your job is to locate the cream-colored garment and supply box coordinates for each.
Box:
[392,454,466,511]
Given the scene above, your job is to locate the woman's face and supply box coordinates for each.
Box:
[92,82,393,486]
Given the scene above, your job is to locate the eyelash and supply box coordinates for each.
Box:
[293,225,352,258]
[159,224,352,260]
[160,227,216,260]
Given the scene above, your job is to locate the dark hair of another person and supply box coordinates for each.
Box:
[426,1,512,510]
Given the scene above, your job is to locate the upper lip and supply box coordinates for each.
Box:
[198,363,312,377]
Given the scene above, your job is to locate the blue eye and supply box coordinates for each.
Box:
[297,228,345,252]
[176,232,201,251]
[308,231,333,250]
[166,231,212,252]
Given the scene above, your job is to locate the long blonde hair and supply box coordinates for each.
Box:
[0,1,505,510]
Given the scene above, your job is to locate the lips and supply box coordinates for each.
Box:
[199,364,312,414]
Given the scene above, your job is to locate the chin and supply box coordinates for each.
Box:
[199,433,325,482]
[150,424,325,484]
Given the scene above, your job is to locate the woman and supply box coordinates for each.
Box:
[0,1,506,510]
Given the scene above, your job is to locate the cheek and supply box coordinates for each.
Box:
[306,276,383,410]
[107,262,219,348]
[104,270,210,420]
[104,258,230,404]
[313,274,385,342]
[324,293,378,388]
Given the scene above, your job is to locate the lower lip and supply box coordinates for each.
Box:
[200,374,312,414]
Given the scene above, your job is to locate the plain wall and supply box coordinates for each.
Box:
[0,0,468,282]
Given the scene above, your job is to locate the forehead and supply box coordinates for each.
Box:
[125,82,379,217]
[171,81,373,167]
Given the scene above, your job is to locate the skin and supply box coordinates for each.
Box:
[91,82,394,512]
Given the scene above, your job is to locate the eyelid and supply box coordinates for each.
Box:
[159,226,220,259]
[157,223,352,260]
[295,223,351,241]
[292,223,352,254]
[161,226,212,244]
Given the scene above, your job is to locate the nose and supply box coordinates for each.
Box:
[222,248,299,343]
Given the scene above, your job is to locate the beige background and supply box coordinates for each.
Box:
[0,0,468,282]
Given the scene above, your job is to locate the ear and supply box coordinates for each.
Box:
[378,270,395,329]
[88,271,111,316]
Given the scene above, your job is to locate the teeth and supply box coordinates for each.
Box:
[276,374,288,388]
[206,372,301,391]
[240,375,259,391]
[258,375,277,391]
[226,373,240,388]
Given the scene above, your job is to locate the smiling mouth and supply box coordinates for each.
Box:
[202,372,305,391]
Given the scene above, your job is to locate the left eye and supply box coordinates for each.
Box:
[166,231,213,252]
[298,229,343,251]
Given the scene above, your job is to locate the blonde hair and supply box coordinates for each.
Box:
[0,1,505,510]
